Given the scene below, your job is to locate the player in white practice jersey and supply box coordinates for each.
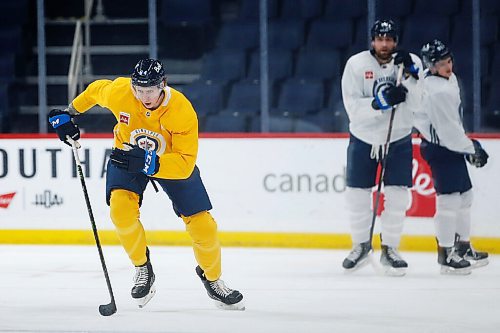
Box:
[415,40,489,275]
[341,19,423,276]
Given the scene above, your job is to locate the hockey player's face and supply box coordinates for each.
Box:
[433,56,453,79]
[133,85,164,109]
[372,36,397,62]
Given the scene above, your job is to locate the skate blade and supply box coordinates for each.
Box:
[214,299,246,311]
[440,266,472,275]
[381,265,407,277]
[469,258,489,269]
[343,250,373,273]
[136,285,157,308]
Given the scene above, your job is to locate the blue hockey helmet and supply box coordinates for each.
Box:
[131,58,166,87]
[371,19,399,42]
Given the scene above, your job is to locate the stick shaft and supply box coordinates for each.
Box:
[368,65,405,244]
[71,142,116,306]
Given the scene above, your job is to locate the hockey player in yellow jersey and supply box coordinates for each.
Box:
[48,58,244,310]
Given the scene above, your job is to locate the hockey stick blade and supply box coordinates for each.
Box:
[99,302,117,316]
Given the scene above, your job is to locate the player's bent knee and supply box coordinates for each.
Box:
[109,189,140,227]
[383,186,410,211]
[345,187,371,211]
[437,193,461,212]
[460,189,473,209]
[183,211,218,242]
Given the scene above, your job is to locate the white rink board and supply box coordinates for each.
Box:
[0,137,499,236]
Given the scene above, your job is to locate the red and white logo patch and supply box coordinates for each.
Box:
[365,71,374,79]
[119,112,130,125]
[0,192,16,209]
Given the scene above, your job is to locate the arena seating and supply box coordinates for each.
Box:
[2,0,500,133]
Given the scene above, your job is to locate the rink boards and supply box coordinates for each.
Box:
[1,134,499,252]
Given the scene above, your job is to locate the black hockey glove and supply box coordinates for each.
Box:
[466,139,489,168]
[372,85,408,110]
[394,50,419,80]
[110,143,160,176]
[48,109,80,146]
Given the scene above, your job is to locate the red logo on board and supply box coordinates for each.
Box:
[365,71,374,79]
[0,192,16,209]
[373,143,436,218]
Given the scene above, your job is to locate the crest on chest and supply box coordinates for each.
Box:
[129,128,167,155]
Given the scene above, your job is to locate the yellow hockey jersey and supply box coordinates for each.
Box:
[71,77,198,180]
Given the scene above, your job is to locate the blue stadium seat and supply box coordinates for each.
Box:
[306,19,354,50]
[100,0,149,18]
[352,18,368,50]
[224,80,262,115]
[248,49,292,81]
[294,119,323,132]
[249,115,294,132]
[301,110,349,132]
[403,16,450,52]
[200,50,247,82]
[203,113,248,132]
[327,79,342,109]
[491,44,500,74]
[0,27,22,55]
[277,79,324,115]
[295,49,342,80]
[181,80,225,116]
[376,0,413,18]
[239,0,279,20]
[485,78,500,128]
[268,20,305,51]
[324,0,367,19]
[453,47,489,81]
[413,0,460,16]
[160,0,213,25]
[0,55,15,82]
[480,0,500,15]
[451,15,498,47]
[216,21,259,50]
[0,83,9,117]
[280,0,322,20]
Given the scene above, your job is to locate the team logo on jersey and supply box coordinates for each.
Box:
[372,76,396,98]
[130,129,166,155]
[119,112,130,125]
[365,71,374,79]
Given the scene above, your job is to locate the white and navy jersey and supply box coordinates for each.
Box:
[341,50,423,145]
[414,71,475,154]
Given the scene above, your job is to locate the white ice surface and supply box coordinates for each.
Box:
[1,245,499,333]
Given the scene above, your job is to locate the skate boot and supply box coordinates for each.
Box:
[342,241,373,270]
[455,234,489,268]
[131,247,156,308]
[195,266,245,311]
[380,245,408,277]
[438,246,471,275]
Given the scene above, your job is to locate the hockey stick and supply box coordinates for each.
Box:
[69,137,117,316]
[368,65,405,245]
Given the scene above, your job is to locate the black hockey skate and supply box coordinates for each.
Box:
[342,241,373,270]
[195,266,245,311]
[438,246,471,275]
[380,245,408,276]
[455,234,489,268]
[131,248,156,308]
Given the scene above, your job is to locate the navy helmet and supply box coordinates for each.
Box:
[421,39,452,69]
[131,58,166,87]
[371,19,398,42]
